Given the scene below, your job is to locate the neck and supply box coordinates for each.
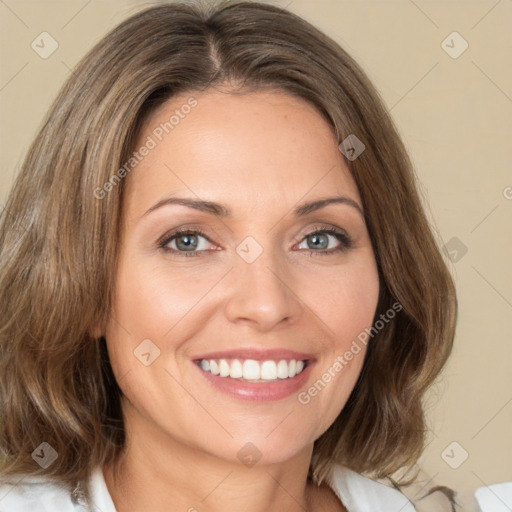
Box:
[103,401,319,512]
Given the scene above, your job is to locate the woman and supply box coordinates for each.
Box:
[0,1,457,511]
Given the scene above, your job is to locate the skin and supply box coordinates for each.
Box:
[101,87,380,512]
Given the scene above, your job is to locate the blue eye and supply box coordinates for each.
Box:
[159,229,212,257]
[158,226,352,257]
[297,228,352,255]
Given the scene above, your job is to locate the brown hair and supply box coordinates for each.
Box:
[0,0,457,507]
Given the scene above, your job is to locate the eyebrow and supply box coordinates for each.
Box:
[142,195,364,219]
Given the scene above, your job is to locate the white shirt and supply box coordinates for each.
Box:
[0,463,416,512]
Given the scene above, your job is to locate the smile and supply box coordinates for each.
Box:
[197,358,307,381]
[192,348,315,401]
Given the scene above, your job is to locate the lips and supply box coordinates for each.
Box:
[192,348,314,362]
[192,348,316,402]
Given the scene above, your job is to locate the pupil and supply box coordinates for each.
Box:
[310,234,327,250]
[177,235,197,251]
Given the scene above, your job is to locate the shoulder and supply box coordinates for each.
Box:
[0,475,79,512]
[0,467,115,512]
[327,463,416,512]
[327,464,459,512]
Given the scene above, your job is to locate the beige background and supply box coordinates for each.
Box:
[1,1,511,510]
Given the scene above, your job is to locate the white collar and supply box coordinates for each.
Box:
[326,464,416,512]
[90,466,117,511]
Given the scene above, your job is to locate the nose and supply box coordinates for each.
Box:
[223,246,302,332]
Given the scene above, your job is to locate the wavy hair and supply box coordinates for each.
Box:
[0,0,457,508]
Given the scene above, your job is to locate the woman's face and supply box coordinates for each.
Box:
[104,89,380,466]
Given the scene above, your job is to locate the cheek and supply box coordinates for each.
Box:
[104,255,229,387]
[339,266,379,338]
[304,255,380,343]
[296,256,379,428]
[327,257,379,369]
[111,259,219,336]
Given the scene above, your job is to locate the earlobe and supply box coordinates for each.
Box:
[89,312,109,339]
[89,324,105,339]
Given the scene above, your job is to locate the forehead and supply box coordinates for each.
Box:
[124,89,361,217]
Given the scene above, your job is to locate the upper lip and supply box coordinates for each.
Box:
[193,348,315,362]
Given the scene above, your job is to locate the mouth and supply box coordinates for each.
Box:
[195,357,309,382]
[192,349,315,401]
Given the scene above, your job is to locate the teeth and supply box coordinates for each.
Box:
[276,360,289,379]
[260,360,276,380]
[209,360,219,375]
[219,359,230,377]
[288,359,296,378]
[229,359,243,379]
[243,360,260,380]
[198,358,307,381]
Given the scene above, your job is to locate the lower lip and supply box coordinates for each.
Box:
[195,361,315,402]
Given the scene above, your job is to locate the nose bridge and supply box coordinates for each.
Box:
[224,235,301,330]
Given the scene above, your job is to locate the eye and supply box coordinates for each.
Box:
[296,227,352,255]
[158,229,214,257]
[157,226,352,258]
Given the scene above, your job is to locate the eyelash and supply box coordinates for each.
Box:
[157,225,353,258]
